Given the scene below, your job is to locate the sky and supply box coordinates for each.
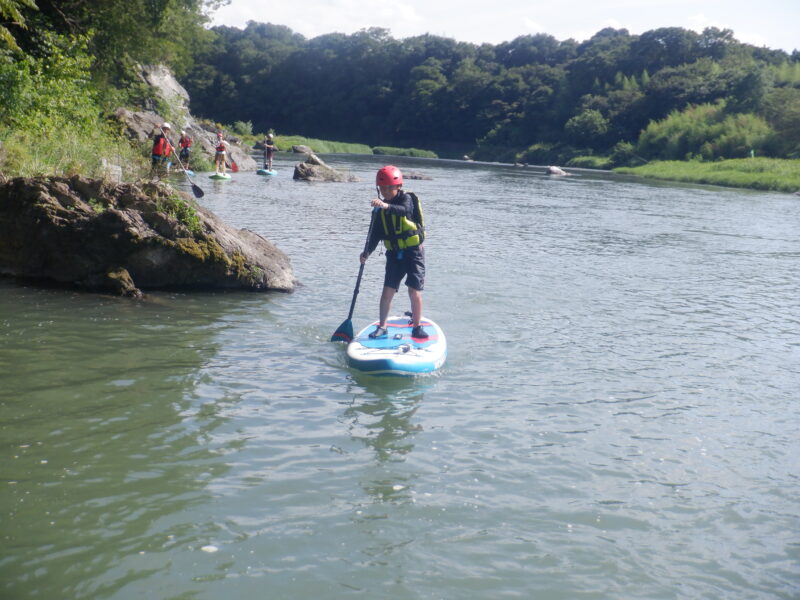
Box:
[208,0,799,53]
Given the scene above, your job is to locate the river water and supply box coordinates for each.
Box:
[1,155,798,599]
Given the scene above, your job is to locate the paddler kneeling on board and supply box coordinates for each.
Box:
[360,165,428,339]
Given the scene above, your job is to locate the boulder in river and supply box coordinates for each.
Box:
[546,165,569,176]
[0,176,296,297]
[293,153,360,182]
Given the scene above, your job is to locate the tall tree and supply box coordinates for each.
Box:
[0,0,37,52]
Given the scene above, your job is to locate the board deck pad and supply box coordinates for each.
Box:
[209,173,231,180]
[257,169,277,176]
[346,316,446,376]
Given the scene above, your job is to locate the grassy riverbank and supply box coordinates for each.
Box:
[615,158,800,193]
[245,133,439,158]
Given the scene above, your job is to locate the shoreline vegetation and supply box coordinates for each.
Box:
[2,117,797,194]
[2,3,799,196]
[614,157,800,193]
[269,134,800,194]
[246,133,438,159]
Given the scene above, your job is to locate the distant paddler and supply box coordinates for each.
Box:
[151,122,173,173]
[214,130,230,176]
[263,133,277,171]
[178,129,193,172]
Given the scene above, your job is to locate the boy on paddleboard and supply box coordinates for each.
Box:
[360,165,428,339]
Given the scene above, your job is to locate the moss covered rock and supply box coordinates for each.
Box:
[0,175,295,296]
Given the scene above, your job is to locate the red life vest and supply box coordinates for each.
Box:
[180,136,192,149]
[153,134,170,156]
[216,140,226,152]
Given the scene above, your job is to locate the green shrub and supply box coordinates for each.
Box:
[157,193,202,234]
[0,32,149,179]
[566,155,611,169]
[636,101,774,161]
[517,143,554,164]
[231,120,253,136]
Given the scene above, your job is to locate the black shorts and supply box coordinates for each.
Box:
[384,245,425,291]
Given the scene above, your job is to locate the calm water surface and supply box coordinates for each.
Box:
[1,155,799,599]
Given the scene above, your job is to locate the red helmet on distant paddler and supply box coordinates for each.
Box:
[376,165,403,187]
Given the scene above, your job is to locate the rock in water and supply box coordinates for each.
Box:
[292,153,360,182]
[546,165,568,176]
[0,176,296,297]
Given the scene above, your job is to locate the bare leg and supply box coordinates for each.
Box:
[408,287,423,327]
[378,286,396,326]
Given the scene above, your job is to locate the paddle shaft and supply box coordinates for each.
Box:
[159,127,204,198]
[346,208,379,320]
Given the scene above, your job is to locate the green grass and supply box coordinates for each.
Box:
[566,155,612,169]
[615,158,800,193]
[157,192,203,234]
[372,146,438,158]
[244,130,438,157]
[271,135,372,154]
[2,126,148,180]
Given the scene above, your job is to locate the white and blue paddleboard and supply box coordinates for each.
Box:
[257,168,277,176]
[210,172,231,180]
[346,316,446,376]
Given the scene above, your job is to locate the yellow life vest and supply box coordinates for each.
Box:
[380,192,425,251]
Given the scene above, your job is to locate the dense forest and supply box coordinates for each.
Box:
[181,22,800,163]
[1,0,799,173]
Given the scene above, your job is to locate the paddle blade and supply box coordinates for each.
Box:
[230,160,239,173]
[330,319,353,343]
[191,183,205,198]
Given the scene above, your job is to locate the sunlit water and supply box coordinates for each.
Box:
[1,155,799,599]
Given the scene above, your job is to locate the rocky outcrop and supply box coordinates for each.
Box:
[0,176,295,297]
[112,65,257,170]
[139,64,191,113]
[114,108,257,171]
[546,165,569,176]
[292,145,314,154]
[293,153,360,182]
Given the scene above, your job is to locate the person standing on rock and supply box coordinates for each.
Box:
[178,130,192,171]
[151,123,173,173]
[263,133,277,171]
[359,165,429,339]
[214,131,229,175]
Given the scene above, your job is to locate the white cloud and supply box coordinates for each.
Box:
[211,0,424,39]
[522,18,545,34]
[686,13,727,32]
[208,0,800,53]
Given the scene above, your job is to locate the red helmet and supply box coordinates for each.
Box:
[376,165,403,187]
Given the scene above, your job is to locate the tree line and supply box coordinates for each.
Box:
[2,1,799,169]
[180,23,800,164]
